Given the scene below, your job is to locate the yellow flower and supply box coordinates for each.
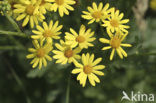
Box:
[53,40,81,64]
[50,0,76,17]
[72,53,105,87]
[65,25,96,49]
[82,2,112,24]
[26,40,52,69]
[150,0,156,10]
[37,0,53,14]
[13,0,45,28]
[102,8,130,33]
[99,31,132,61]
[31,20,63,43]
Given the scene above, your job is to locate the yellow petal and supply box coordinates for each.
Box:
[16,13,26,21]
[28,48,36,52]
[99,38,110,44]
[110,48,115,61]
[98,2,103,11]
[71,68,82,74]
[93,70,104,76]
[70,28,78,36]
[22,15,30,27]
[26,54,35,59]
[103,3,109,11]
[92,58,102,66]
[38,59,42,69]
[45,55,52,61]
[81,74,87,87]
[89,54,94,64]
[77,72,84,80]
[73,59,83,68]
[32,58,39,68]
[120,19,129,24]
[119,47,127,57]
[102,46,111,50]
[116,48,123,59]
[93,65,105,70]
[92,73,100,83]
[42,58,47,67]
[43,22,48,30]
[30,16,34,28]
[88,74,96,86]
[82,54,87,65]
[121,44,132,47]
[92,2,98,10]
[37,25,44,32]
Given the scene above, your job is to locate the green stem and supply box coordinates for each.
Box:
[136,52,156,56]
[0,46,23,50]
[5,13,22,32]
[65,77,70,103]
[0,30,28,38]
[130,52,156,56]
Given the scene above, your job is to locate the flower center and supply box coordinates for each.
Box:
[40,0,46,5]
[37,48,45,58]
[26,5,35,15]
[92,11,102,19]
[110,19,119,27]
[76,36,85,43]
[83,65,92,74]
[64,49,73,58]
[55,0,64,5]
[43,30,53,37]
[110,36,121,48]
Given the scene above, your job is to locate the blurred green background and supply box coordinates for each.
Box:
[0,0,156,103]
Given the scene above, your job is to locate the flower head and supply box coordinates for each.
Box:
[26,40,52,69]
[53,40,81,64]
[50,0,76,17]
[13,0,45,28]
[31,20,63,43]
[102,8,130,33]
[99,31,132,60]
[72,53,105,87]
[82,2,112,24]
[65,25,96,49]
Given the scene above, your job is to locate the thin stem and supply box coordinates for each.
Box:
[5,59,32,103]
[136,52,156,56]
[0,30,28,38]
[5,13,22,32]
[0,46,23,50]
[65,76,70,103]
[130,52,156,56]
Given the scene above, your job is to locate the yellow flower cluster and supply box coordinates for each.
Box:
[9,1,132,87]
[12,0,76,28]
[82,2,132,60]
